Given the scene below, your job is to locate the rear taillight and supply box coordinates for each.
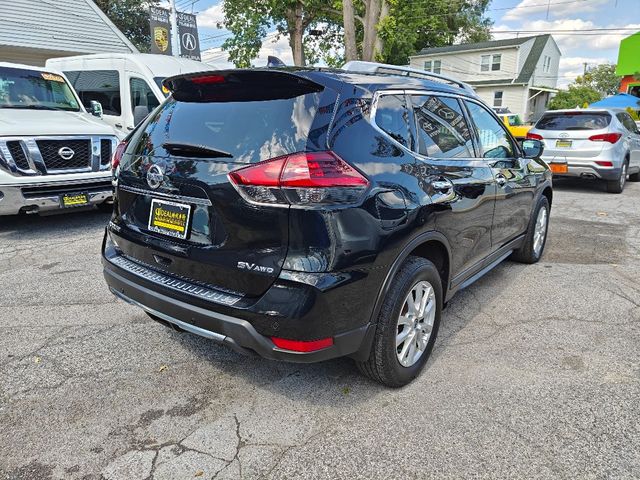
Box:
[588,133,621,144]
[271,336,334,352]
[229,151,369,206]
[112,140,128,170]
[595,161,614,167]
[526,132,543,140]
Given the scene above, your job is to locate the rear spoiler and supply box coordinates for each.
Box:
[163,69,324,102]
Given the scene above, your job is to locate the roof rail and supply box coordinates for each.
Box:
[342,61,477,96]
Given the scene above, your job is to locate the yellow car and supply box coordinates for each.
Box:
[500,114,532,140]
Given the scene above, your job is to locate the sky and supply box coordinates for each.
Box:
[187,0,640,87]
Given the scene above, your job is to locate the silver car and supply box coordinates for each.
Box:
[527,108,640,193]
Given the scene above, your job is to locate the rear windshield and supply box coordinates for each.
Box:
[128,92,323,164]
[536,112,611,131]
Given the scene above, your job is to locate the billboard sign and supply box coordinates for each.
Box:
[177,12,201,61]
[149,6,172,56]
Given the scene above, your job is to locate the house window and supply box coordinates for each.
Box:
[543,56,551,73]
[493,91,503,107]
[424,60,441,74]
[481,54,501,72]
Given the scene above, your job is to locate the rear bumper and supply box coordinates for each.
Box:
[104,263,373,362]
[544,160,622,181]
[0,176,113,215]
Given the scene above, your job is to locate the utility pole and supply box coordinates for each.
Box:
[583,62,588,76]
[170,0,179,57]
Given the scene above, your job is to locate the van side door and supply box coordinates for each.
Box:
[64,64,125,133]
[125,76,162,132]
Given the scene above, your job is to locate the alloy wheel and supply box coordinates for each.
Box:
[396,280,436,367]
[533,206,548,257]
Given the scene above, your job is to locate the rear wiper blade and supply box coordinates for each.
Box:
[162,142,233,159]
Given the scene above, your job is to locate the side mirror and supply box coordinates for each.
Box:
[133,105,149,126]
[90,100,103,118]
[521,139,544,159]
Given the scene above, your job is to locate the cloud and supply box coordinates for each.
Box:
[197,3,225,28]
[502,0,609,21]
[202,33,293,68]
[556,55,612,87]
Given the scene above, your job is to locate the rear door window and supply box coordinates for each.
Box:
[465,101,516,159]
[409,95,473,158]
[536,112,611,131]
[130,78,160,115]
[374,94,414,149]
[65,70,121,116]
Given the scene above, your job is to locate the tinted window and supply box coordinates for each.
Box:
[466,101,515,159]
[65,70,121,116]
[375,94,413,149]
[130,78,160,114]
[617,112,638,133]
[410,95,473,158]
[128,92,323,164]
[536,112,611,131]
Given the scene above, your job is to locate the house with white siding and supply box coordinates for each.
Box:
[0,0,137,67]
[409,35,561,122]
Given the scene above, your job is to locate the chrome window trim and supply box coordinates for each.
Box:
[117,184,213,206]
[370,89,488,166]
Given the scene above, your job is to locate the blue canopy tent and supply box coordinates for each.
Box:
[590,93,640,109]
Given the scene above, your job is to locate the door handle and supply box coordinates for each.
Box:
[431,179,454,193]
[430,178,456,203]
[495,174,507,187]
[114,123,123,128]
[127,126,134,131]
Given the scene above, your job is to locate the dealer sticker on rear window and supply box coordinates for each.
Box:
[148,199,191,240]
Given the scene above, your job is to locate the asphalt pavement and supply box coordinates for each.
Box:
[1,177,639,479]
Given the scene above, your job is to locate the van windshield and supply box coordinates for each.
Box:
[0,66,81,111]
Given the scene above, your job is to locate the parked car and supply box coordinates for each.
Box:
[0,62,118,216]
[46,54,209,136]
[102,62,551,387]
[500,114,532,140]
[527,108,640,193]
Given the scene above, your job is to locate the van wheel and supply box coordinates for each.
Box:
[606,161,627,193]
[357,256,442,387]
[511,196,550,264]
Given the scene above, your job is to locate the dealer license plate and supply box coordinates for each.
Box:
[60,192,89,208]
[555,140,572,148]
[148,199,191,240]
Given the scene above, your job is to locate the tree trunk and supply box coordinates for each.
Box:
[373,0,389,60]
[287,3,306,66]
[342,0,358,62]
[362,0,381,61]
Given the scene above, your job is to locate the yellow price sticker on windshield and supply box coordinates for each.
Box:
[41,72,65,83]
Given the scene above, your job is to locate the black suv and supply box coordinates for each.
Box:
[102,62,552,387]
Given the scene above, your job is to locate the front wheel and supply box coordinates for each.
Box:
[606,162,627,193]
[511,196,550,264]
[357,256,442,387]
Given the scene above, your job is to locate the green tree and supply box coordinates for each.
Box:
[94,0,158,52]
[548,85,602,110]
[575,64,621,96]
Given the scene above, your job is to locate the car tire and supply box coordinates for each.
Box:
[357,256,442,388]
[511,196,550,264]
[606,161,627,193]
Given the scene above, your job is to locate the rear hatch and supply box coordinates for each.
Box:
[113,70,335,297]
[532,111,612,160]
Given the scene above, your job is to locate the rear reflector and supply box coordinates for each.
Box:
[229,151,369,206]
[271,337,334,352]
[595,161,614,167]
[589,133,622,144]
[526,132,543,140]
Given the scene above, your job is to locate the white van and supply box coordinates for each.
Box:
[46,54,209,135]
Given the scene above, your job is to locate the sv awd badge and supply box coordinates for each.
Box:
[237,261,274,274]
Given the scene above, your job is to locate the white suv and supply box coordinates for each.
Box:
[0,62,120,215]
